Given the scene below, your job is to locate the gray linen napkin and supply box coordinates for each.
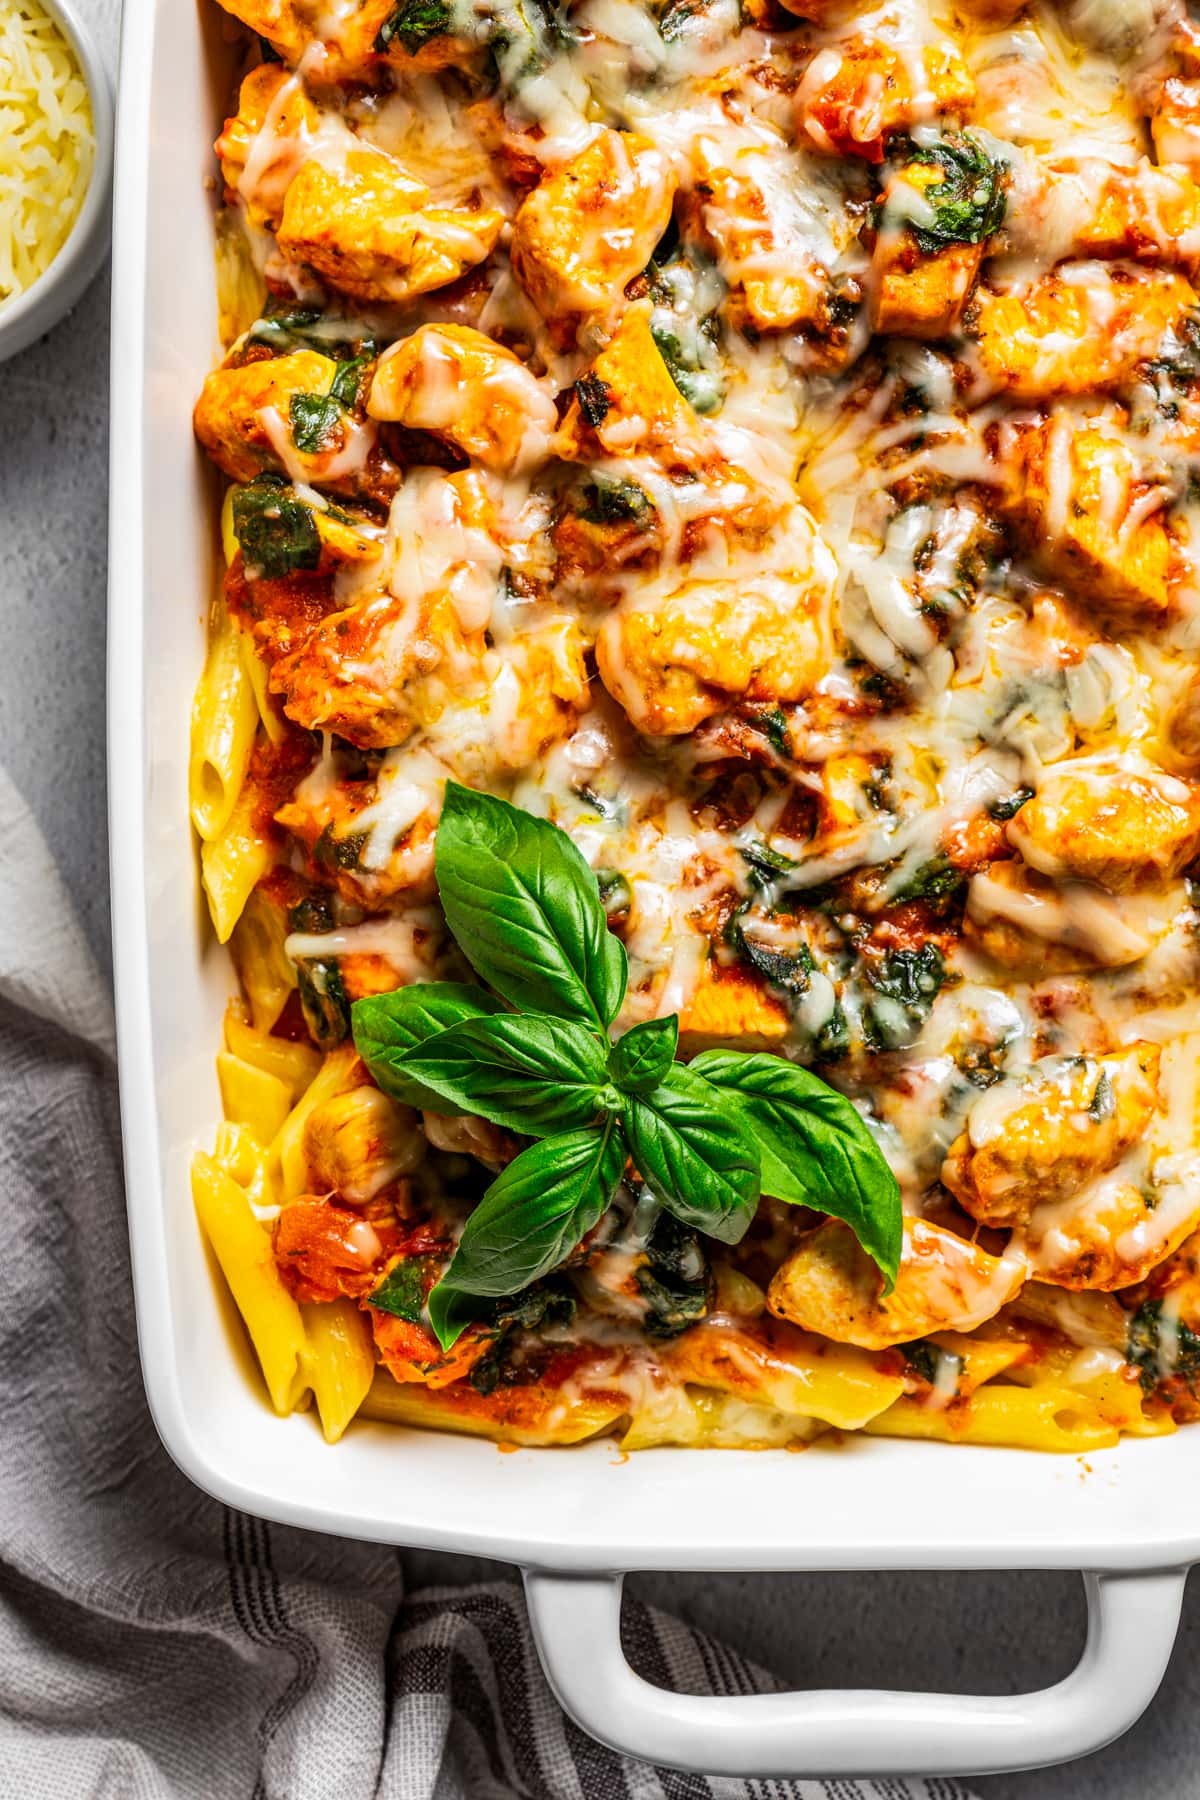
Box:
[0,764,977,1800]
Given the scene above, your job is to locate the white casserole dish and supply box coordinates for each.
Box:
[107,0,1197,1777]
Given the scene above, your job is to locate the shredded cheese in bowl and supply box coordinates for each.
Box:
[0,0,94,306]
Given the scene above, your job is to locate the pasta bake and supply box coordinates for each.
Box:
[191,0,1200,1454]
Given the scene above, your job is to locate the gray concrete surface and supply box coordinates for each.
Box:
[3,11,1198,1785]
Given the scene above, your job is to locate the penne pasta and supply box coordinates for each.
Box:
[268,1042,359,1201]
[864,1386,1121,1455]
[211,1119,273,1210]
[359,1371,626,1446]
[238,627,287,746]
[192,1152,306,1414]
[224,1007,321,1103]
[621,1386,822,1451]
[299,1298,376,1443]
[229,887,296,1032]
[216,1050,292,1145]
[660,1323,905,1431]
[188,597,259,843]
[200,782,272,945]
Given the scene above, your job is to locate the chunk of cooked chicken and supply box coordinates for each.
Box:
[276,150,504,306]
[422,1110,518,1167]
[596,561,831,735]
[1076,159,1200,271]
[369,323,558,474]
[963,860,1179,975]
[999,419,1172,623]
[1025,1172,1200,1292]
[511,128,677,316]
[767,1217,1026,1349]
[942,1045,1161,1229]
[971,265,1196,399]
[551,459,781,609]
[1162,665,1200,773]
[680,136,829,333]
[1009,760,1200,892]
[365,1223,495,1386]
[278,777,442,903]
[556,301,701,462]
[214,0,309,65]
[303,1084,426,1204]
[272,586,482,750]
[217,64,320,228]
[1154,73,1200,166]
[870,165,985,338]
[873,237,983,339]
[266,465,496,745]
[331,0,484,72]
[1149,21,1200,167]
[795,35,975,162]
[193,350,344,485]
[677,962,790,1054]
[213,0,479,76]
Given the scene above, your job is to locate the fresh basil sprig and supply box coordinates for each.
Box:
[351,782,902,1348]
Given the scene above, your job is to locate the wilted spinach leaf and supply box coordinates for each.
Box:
[231,475,321,578]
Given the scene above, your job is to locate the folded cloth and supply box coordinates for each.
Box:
[0,765,979,1800]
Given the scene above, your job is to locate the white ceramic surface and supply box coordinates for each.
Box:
[0,0,113,362]
[106,0,1199,1778]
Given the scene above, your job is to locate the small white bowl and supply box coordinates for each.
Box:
[0,0,114,363]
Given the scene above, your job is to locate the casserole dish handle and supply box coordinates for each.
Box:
[524,1565,1186,1779]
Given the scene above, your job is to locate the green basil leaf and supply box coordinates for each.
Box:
[692,1049,902,1289]
[397,1014,608,1136]
[289,391,342,454]
[608,1015,678,1095]
[428,1120,626,1348]
[428,1285,490,1348]
[623,1065,759,1245]
[435,781,627,1029]
[352,983,505,1110]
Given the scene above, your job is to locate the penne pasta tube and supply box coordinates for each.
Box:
[224,1007,321,1103]
[300,1299,377,1444]
[621,1386,823,1451]
[359,1371,626,1446]
[269,1043,360,1201]
[661,1322,906,1431]
[189,598,259,842]
[864,1385,1121,1454]
[229,887,296,1032]
[200,781,273,945]
[192,1152,307,1415]
[216,1050,292,1145]
[212,1119,273,1209]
